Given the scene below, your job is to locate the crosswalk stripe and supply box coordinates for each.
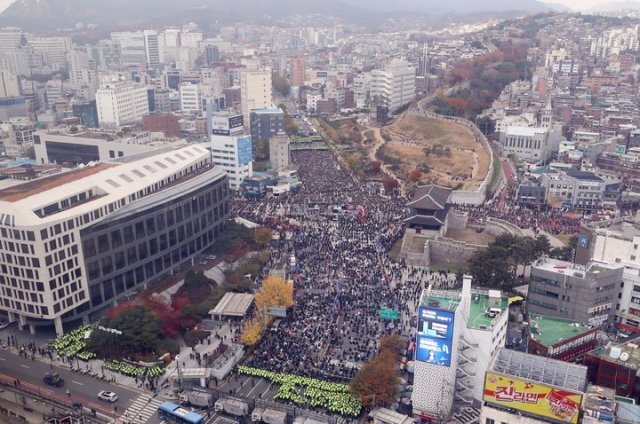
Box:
[121,395,164,424]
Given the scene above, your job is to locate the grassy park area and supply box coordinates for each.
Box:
[378,114,491,190]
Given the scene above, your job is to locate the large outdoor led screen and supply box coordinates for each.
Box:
[415,307,454,367]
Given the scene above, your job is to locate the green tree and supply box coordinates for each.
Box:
[470,234,542,288]
[184,270,214,289]
[476,116,495,135]
[88,305,161,357]
[534,235,551,256]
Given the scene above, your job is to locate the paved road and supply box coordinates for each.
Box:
[0,347,147,421]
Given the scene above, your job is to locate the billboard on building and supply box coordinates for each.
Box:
[484,372,582,424]
[415,307,454,367]
[237,135,253,166]
[211,114,243,135]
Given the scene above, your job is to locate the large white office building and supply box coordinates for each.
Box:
[111,31,146,66]
[95,76,149,127]
[33,128,185,166]
[0,145,229,335]
[370,59,416,112]
[209,112,253,191]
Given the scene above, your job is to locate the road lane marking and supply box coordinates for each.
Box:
[20,364,29,368]
[71,380,84,386]
[246,378,264,398]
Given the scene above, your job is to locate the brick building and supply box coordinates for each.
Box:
[142,113,180,137]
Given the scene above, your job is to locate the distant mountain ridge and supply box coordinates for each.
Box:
[0,0,553,31]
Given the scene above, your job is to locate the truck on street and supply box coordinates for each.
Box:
[215,398,249,417]
[251,408,287,424]
[179,390,214,408]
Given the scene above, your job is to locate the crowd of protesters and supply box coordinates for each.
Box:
[458,204,582,235]
[232,150,460,381]
[229,147,598,382]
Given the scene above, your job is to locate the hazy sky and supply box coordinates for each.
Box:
[0,0,631,16]
[539,0,626,10]
[0,0,13,14]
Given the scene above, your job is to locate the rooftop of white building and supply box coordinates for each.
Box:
[505,126,548,136]
[532,257,620,274]
[0,144,218,226]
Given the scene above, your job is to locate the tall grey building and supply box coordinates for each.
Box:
[269,132,290,171]
[249,108,284,158]
[528,258,623,326]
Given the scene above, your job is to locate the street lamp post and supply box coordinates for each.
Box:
[176,354,183,391]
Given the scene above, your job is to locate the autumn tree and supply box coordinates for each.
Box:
[254,227,272,247]
[255,275,294,310]
[382,177,399,195]
[408,169,422,182]
[369,160,382,173]
[283,114,298,136]
[350,335,405,407]
[241,317,264,346]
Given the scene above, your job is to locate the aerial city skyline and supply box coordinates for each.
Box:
[0,1,640,424]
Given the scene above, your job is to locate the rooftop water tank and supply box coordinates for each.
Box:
[609,346,622,360]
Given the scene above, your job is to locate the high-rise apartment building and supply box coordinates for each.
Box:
[0,27,23,52]
[290,57,305,87]
[240,67,272,129]
[95,76,149,127]
[143,30,162,70]
[68,47,99,100]
[370,59,416,112]
[24,35,71,69]
[0,70,19,98]
[111,31,146,66]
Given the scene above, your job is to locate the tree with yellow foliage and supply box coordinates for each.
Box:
[241,317,264,346]
[254,227,272,248]
[240,276,295,347]
[255,276,294,310]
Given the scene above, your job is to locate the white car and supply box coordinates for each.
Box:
[98,391,118,402]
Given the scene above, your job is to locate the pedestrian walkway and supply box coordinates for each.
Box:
[120,394,163,424]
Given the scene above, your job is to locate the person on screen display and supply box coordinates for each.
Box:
[427,350,437,363]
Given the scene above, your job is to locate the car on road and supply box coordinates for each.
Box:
[43,372,64,387]
[98,391,118,402]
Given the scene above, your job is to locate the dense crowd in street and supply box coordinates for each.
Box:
[229,148,594,384]
[460,204,583,235]
[232,150,462,382]
[235,150,404,380]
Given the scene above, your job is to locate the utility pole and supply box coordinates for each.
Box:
[176,354,183,390]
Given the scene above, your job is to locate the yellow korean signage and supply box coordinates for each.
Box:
[484,372,582,424]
